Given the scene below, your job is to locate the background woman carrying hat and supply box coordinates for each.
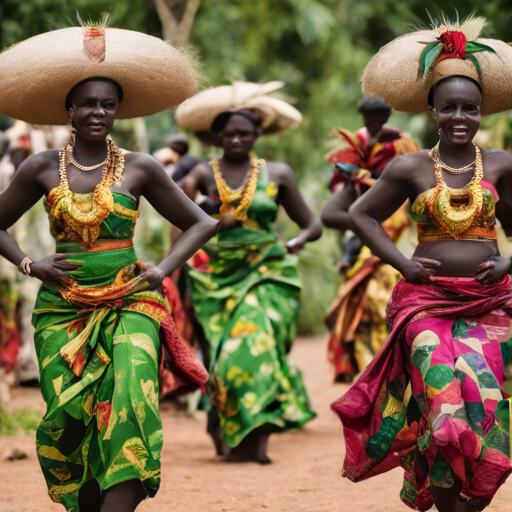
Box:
[182,107,322,464]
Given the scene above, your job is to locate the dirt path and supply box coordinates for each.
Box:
[1,335,511,512]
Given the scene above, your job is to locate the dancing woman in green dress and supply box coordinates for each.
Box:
[183,109,322,463]
[0,25,217,512]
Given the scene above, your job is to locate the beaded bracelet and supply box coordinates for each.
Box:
[18,256,33,276]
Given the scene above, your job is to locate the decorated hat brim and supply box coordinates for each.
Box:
[0,27,197,125]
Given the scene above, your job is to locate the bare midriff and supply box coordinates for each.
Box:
[413,239,499,277]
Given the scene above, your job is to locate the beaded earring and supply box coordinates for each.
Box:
[70,127,77,146]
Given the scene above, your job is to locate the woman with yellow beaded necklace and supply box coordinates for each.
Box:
[182,108,322,464]
[0,24,218,512]
[330,17,512,512]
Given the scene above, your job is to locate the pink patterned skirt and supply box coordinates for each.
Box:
[332,276,512,511]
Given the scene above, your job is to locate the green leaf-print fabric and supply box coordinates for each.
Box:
[188,164,315,447]
[33,193,163,511]
[33,250,163,512]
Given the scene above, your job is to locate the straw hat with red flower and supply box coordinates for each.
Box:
[362,15,512,115]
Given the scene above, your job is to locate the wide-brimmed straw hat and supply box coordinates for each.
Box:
[175,80,302,134]
[0,26,197,125]
[362,16,512,115]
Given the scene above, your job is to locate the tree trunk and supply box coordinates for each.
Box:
[154,0,201,46]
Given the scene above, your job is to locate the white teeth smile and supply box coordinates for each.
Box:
[453,125,469,132]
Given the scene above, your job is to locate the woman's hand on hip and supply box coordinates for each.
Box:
[30,256,76,290]
[476,256,511,285]
[142,266,166,291]
[401,257,441,284]
[286,236,306,255]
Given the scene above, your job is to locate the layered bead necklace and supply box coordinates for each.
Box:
[50,135,125,247]
[211,158,262,222]
[427,144,484,238]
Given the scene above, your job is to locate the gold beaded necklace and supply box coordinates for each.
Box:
[426,144,484,238]
[67,146,109,171]
[211,158,262,222]
[430,144,476,174]
[51,136,125,247]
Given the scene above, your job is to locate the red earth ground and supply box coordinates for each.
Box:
[1,335,511,512]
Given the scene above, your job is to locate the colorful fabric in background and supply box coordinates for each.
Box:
[188,163,315,448]
[326,204,408,381]
[34,192,207,512]
[0,277,20,374]
[325,126,418,381]
[160,276,197,397]
[332,276,512,511]
[326,126,419,192]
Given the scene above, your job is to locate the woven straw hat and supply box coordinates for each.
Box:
[0,27,197,125]
[175,80,302,134]
[362,23,512,115]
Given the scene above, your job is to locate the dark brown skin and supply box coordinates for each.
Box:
[182,114,322,254]
[330,79,510,512]
[363,109,390,138]
[348,77,512,287]
[0,80,218,512]
[0,80,219,293]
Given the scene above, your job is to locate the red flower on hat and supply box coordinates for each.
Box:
[436,31,467,63]
[419,16,497,79]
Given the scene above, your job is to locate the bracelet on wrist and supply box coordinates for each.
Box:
[18,256,33,276]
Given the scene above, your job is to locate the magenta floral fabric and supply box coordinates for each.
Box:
[331,276,512,511]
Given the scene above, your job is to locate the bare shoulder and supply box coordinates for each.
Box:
[481,148,512,173]
[187,161,213,182]
[192,160,212,174]
[16,149,59,179]
[125,151,161,171]
[381,149,429,181]
[265,161,295,183]
[126,152,176,187]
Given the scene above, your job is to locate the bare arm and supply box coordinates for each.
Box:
[321,182,358,232]
[476,151,512,284]
[0,152,75,289]
[139,155,218,283]
[0,153,47,266]
[349,156,436,283]
[181,162,208,200]
[274,164,322,252]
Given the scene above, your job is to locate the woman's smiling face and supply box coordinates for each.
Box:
[433,77,482,145]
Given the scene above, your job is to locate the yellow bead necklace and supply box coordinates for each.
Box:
[211,157,262,222]
[426,144,484,238]
[52,136,125,247]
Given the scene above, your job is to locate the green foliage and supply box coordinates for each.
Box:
[0,406,42,435]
